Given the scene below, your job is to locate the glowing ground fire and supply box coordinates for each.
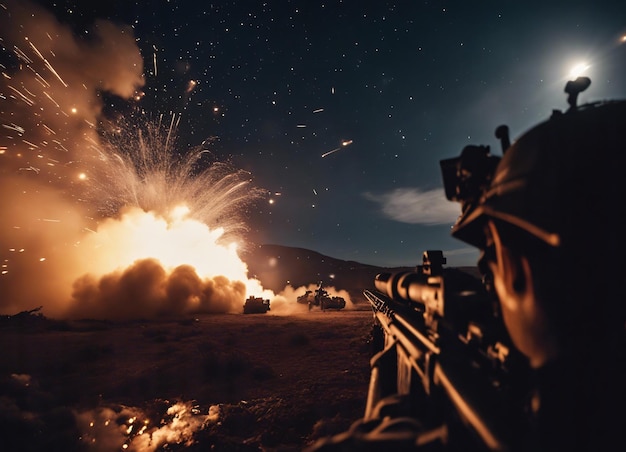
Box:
[75,400,220,451]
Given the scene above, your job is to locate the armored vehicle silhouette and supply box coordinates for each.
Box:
[297,282,346,311]
[243,296,270,314]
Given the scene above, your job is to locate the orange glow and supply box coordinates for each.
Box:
[78,206,267,289]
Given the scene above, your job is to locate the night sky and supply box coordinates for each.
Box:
[4,0,626,268]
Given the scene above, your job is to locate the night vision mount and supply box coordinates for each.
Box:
[439,77,592,214]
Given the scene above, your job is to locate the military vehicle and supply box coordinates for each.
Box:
[297,282,346,311]
[243,296,271,314]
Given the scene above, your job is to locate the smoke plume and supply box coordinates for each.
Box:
[0,0,279,319]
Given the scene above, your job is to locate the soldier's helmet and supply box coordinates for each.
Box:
[443,77,626,250]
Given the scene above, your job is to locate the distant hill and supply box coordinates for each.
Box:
[240,244,480,305]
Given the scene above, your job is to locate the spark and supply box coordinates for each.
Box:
[297,124,306,128]
[313,108,324,113]
[153,45,158,76]
[18,166,40,173]
[27,39,68,87]
[42,124,56,135]
[12,45,33,65]
[321,139,353,158]
[2,123,26,134]
[185,79,197,93]
[22,140,39,148]
[52,139,69,152]
[7,85,35,106]
[163,113,180,152]
[321,147,341,158]
[43,91,61,108]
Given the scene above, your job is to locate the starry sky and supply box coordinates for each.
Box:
[5,0,626,268]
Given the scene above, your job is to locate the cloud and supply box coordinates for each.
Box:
[363,187,461,225]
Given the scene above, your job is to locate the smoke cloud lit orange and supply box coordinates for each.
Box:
[0,0,291,320]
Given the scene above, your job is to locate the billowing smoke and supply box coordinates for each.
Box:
[268,283,354,315]
[0,0,284,319]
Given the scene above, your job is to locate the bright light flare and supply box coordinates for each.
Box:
[569,62,590,78]
[77,206,262,291]
[322,139,353,157]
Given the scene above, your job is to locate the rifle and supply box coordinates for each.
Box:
[355,250,530,451]
[305,251,530,451]
[306,126,533,452]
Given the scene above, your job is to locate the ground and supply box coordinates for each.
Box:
[0,308,375,451]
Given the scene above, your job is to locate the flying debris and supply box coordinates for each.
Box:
[152,45,158,76]
[18,166,40,173]
[321,139,353,158]
[321,147,340,158]
[185,80,198,93]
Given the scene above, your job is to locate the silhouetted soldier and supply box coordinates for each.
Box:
[449,77,626,451]
[306,78,625,451]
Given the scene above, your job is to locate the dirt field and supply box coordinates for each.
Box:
[0,308,375,451]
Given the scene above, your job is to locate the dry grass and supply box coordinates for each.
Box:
[0,310,375,451]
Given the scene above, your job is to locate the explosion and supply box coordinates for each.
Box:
[0,0,276,320]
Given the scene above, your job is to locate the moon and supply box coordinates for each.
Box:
[569,62,590,78]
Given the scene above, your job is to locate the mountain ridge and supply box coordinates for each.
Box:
[241,244,479,304]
